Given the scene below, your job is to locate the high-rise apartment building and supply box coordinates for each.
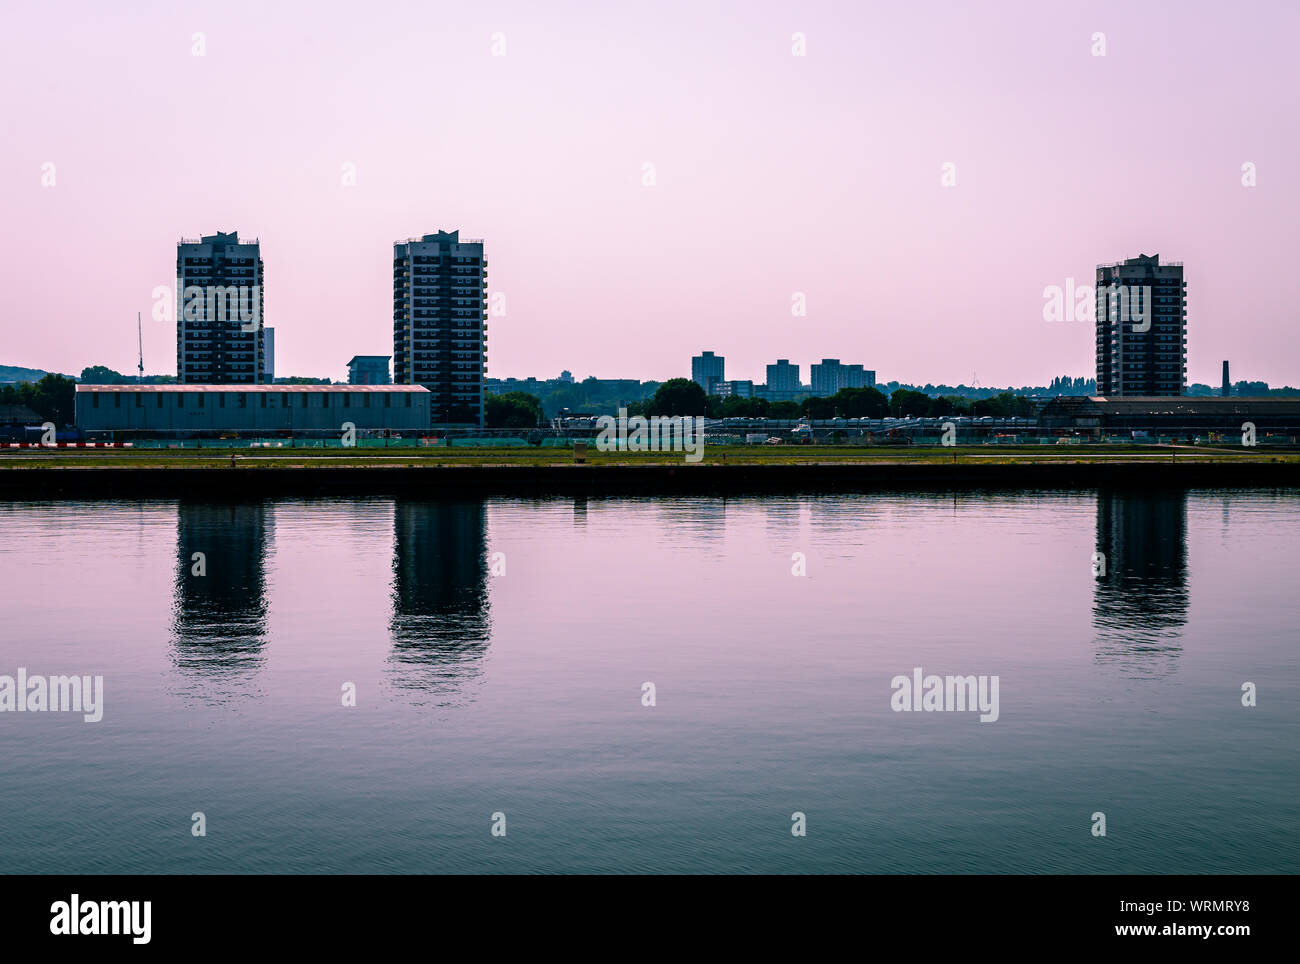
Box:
[1095,254,1185,397]
[766,359,800,393]
[176,231,266,384]
[691,351,725,395]
[810,359,876,395]
[393,230,487,427]
[841,364,875,389]
[809,359,841,396]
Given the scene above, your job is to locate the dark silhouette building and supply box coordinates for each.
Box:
[389,501,492,706]
[177,232,267,384]
[1093,490,1188,677]
[1095,254,1185,396]
[171,501,270,699]
[347,355,392,385]
[392,231,487,427]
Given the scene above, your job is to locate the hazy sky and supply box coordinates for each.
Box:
[2,0,1297,386]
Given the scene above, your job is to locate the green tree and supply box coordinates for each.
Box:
[927,395,955,417]
[800,395,834,419]
[947,395,974,416]
[709,395,770,418]
[832,386,889,417]
[485,391,544,428]
[889,388,930,417]
[769,400,801,419]
[79,365,128,384]
[648,378,708,416]
[971,392,1032,417]
[0,374,77,426]
[544,386,587,415]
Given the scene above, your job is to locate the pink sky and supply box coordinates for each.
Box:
[2,0,1297,387]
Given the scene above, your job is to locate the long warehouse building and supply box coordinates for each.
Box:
[1036,395,1300,436]
[76,385,432,435]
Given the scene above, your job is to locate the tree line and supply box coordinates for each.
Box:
[4,373,1034,430]
[0,374,76,425]
[620,379,1034,420]
[492,379,1037,425]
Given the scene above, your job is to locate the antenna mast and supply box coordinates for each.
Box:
[137,312,144,383]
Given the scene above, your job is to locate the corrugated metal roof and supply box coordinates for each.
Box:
[75,384,429,393]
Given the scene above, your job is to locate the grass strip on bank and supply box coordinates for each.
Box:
[1,444,1295,470]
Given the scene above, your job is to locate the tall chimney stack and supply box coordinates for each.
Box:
[1221,361,1230,397]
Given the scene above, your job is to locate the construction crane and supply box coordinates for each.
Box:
[137,312,144,383]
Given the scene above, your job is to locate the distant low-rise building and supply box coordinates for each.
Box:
[0,404,43,424]
[0,403,48,442]
[348,355,392,385]
[264,327,275,381]
[716,380,755,398]
[485,376,544,396]
[756,386,806,403]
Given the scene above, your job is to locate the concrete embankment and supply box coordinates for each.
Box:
[1,458,1298,499]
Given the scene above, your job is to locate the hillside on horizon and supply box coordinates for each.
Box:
[0,364,63,383]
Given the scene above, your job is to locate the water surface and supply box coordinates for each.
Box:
[0,489,1295,873]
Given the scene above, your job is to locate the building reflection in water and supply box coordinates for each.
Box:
[170,500,270,702]
[1093,489,1189,678]
[657,498,728,544]
[389,501,492,707]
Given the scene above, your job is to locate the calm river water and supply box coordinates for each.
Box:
[0,490,1295,873]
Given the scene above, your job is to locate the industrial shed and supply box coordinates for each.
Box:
[75,385,431,436]
[1036,396,1300,436]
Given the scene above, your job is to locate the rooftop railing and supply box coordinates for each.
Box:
[1097,259,1184,268]
[395,237,485,245]
[179,237,259,245]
